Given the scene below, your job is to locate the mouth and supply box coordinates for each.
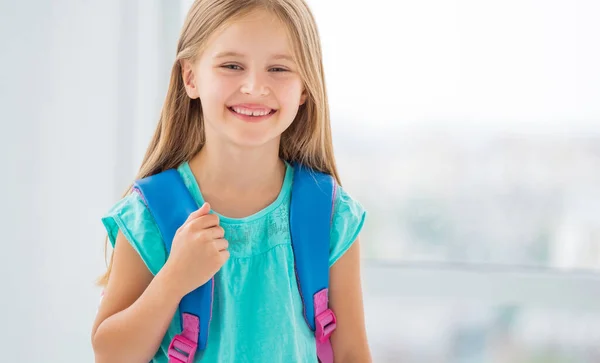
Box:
[227,105,277,122]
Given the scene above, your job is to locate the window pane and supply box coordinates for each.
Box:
[306,0,600,272]
[337,132,600,271]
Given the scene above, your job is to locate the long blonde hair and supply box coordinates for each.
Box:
[98,0,340,286]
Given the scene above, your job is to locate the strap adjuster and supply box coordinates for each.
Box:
[168,334,197,363]
[315,308,337,342]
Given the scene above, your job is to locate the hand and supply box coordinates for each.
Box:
[163,202,229,297]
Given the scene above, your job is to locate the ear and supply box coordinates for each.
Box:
[299,89,308,106]
[181,59,199,99]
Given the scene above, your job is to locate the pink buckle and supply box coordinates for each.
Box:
[168,334,197,363]
[315,308,337,342]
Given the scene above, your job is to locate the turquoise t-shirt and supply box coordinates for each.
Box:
[101,161,366,362]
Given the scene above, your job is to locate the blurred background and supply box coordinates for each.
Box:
[1,0,599,362]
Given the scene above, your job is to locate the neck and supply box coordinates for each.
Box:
[189,138,286,197]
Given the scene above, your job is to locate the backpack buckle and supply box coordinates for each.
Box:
[315,308,337,342]
[168,334,197,363]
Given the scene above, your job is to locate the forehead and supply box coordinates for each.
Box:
[202,9,295,60]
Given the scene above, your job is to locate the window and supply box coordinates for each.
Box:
[176,2,600,361]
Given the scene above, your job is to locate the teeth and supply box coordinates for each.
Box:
[231,107,271,116]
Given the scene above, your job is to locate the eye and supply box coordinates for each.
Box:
[221,64,243,70]
[269,67,289,73]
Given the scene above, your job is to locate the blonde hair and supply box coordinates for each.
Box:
[98,0,340,286]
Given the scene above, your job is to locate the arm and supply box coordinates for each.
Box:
[91,231,183,363]
[329,237,373,363]
[92,203,227,363]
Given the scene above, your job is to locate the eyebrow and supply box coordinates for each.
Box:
[213,51,295,63]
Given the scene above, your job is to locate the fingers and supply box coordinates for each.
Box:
[219,248,230,263]
[213,238,229,251]
[190,214,221,232]
[183,203,226,243]
[185,203,221,232]
[187,202,211,221]
[205,225,225,240]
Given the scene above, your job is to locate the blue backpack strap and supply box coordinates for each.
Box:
[133,169,213,362]
[290,163,337,363]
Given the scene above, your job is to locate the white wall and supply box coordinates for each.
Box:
[0,1,179,361]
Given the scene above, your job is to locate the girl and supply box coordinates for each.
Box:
[91,0,371,362]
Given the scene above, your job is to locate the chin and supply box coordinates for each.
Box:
[207,110,293,149]
[224,129,282,149]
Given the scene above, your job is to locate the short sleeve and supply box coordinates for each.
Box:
[329,185,367,267]
[101,192,167,275]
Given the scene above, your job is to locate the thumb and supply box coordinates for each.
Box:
[187,202,211,220]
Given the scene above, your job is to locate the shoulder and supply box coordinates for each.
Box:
[331,183,367,267]
[101,191,167,275]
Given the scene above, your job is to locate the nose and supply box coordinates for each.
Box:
[240,70,270,96]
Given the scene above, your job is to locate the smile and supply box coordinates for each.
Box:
[227,105,277,122]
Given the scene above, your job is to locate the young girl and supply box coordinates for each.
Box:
[91,1,371,362]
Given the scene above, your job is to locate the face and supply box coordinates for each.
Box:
[182,9,307,149]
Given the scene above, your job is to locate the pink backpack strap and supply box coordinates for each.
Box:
[168,313,199,363]
[314,289,336,363]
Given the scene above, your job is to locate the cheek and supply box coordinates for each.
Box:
[197,74,237,110]
[276,79,304,108]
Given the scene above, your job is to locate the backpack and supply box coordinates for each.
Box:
[132,163,338,363]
